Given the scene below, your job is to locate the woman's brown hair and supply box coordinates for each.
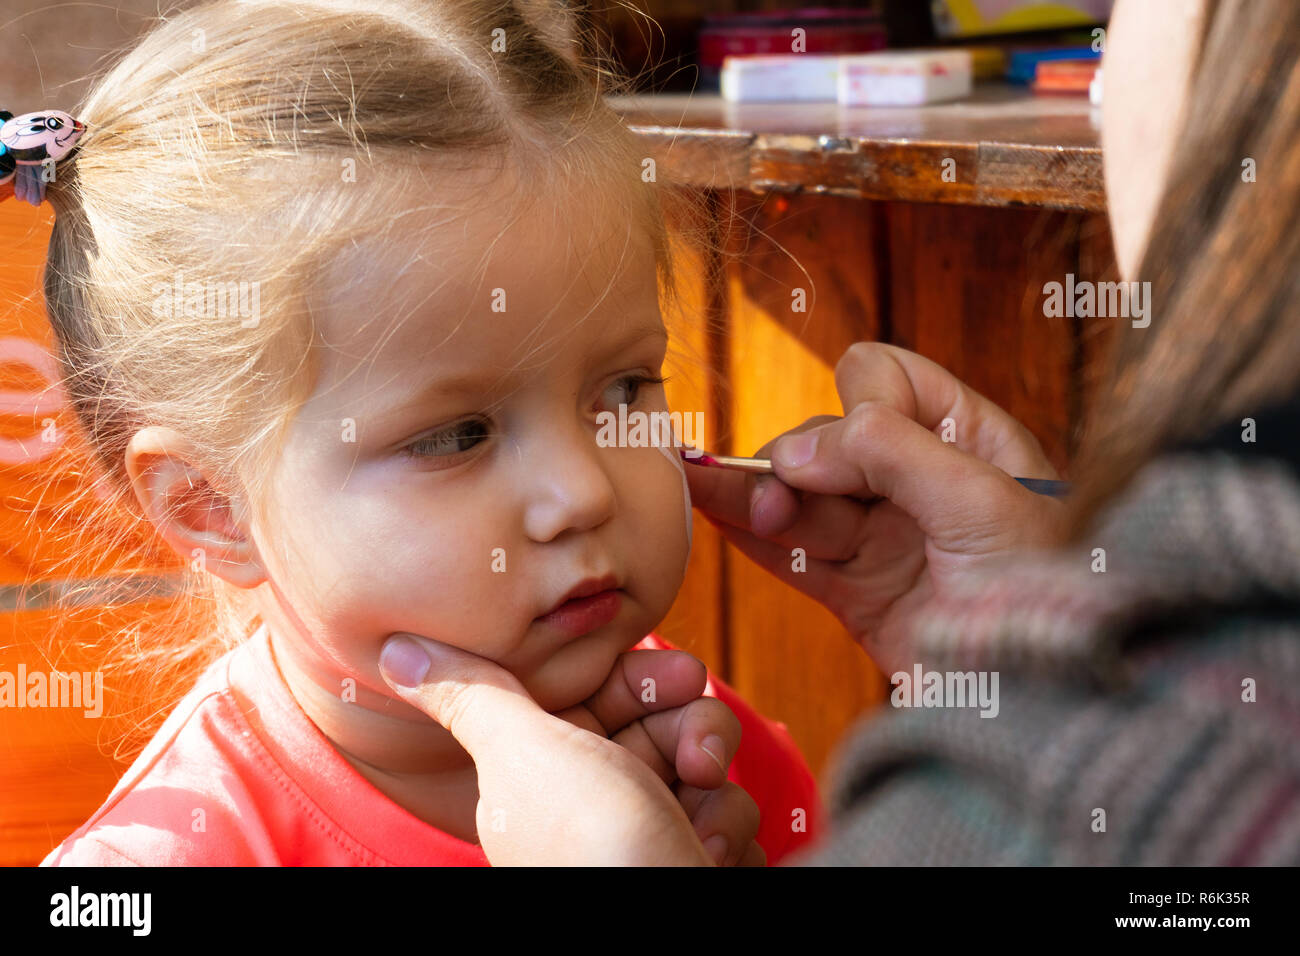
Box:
[1067,0,1300,537]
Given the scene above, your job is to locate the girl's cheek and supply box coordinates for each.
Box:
[647,411,693,555]
[653,438,692,554]
[638,451,693,622]
[376,507,502,642]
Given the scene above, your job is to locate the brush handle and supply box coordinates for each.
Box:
[691,454,775,474]
[1012,477,1072,497]
[681,451,1071,497]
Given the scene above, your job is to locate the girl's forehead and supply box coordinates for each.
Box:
[308,183,661,390]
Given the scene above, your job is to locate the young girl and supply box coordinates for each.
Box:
[35,0,823,865]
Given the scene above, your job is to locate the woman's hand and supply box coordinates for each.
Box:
[378,635,764,866]
[685,342,1067,676]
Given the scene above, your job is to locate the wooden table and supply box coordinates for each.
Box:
[609,86,1105,210]
[616,86,1117,782]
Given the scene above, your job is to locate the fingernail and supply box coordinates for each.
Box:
[380,636,430,688]
[700,734,727,775]
[775,431,818,469]
[703,833,729,866]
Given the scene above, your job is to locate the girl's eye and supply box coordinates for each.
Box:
[604,373,668,409]
[402,418,490,460]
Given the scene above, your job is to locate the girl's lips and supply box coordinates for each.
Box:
[534,589,623,638]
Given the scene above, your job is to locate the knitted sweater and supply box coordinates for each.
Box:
[794,396,1300,865]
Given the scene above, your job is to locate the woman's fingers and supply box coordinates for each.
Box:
[683,414,841,535]
[752,415,845,458]
[600,694,742,791]
[579,665,756,861]
[688,341,1061,555]
[700,512,849,612]
[748,415,853,540]
[684,457,755,529]
[572,648,707,735]
[647,695,740,789]
[377,635,716,865]
[688,401,1058,620]
[769,400,1044,551]
[701,496,926,615]
[381,639,740,794]
[556,649,742,791]
[686,449,883,560]
[675,781,762,866]
[744,480,890,560]
[377,633,544,760]
[832,342,1058,477]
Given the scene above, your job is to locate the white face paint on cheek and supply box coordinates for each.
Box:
[651,413,693,553]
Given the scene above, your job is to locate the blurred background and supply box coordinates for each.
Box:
[2,1,1114,104]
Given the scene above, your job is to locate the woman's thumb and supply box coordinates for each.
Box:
[769,402,1016,534]
[378,634,543,759]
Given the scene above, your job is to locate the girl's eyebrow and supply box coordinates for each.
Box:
[374,364,511,420]
[594,324,668,363]
[385,324,667,414]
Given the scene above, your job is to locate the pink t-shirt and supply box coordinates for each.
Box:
[41,625,824,865]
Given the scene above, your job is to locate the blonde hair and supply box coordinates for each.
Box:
[39,0,708,756]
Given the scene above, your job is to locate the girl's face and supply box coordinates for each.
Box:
[250,167,692,716]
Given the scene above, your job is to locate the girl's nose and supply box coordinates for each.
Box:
[520,429,617,543]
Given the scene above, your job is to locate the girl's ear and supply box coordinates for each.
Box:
[124,425,268,589]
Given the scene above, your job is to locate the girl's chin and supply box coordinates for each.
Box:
[518,631,641,714]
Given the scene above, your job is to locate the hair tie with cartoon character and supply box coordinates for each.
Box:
[0,110,87,207]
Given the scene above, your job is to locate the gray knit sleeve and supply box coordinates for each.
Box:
[785,758,1057,865]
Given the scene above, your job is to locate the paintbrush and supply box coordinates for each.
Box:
[677,447,1071,497]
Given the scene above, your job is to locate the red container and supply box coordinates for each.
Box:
[1032,58,1099,94]
[698,8,888,88]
